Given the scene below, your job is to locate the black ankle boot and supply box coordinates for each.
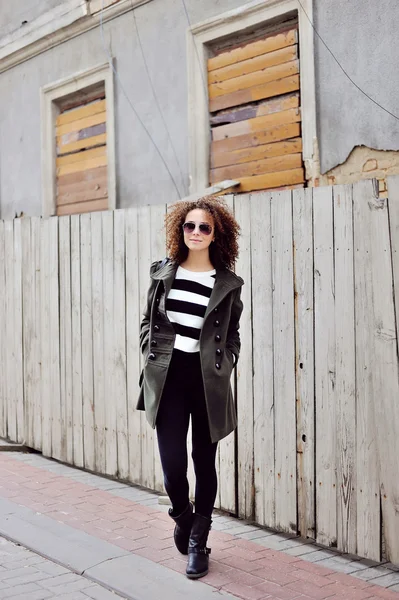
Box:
[168,503,193,555]
[186,513,212,579]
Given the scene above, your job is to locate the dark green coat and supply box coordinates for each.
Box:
[137,260,244,443]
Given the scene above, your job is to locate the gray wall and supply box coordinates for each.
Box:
[0,0,245,219]
[0,0,62,39]
[314,0,399,173]
[1,0,399,217]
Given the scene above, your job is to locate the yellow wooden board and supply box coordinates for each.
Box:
[237,167,304,192]
[211,138,303,169]
[56,146,106,167]
[208,29,297,72]
[56,100,106,127]
[212,107,301,141]
[210,153,303,182]
[209,60,299,99]
[57,155,108,177]
[56,111,106,137]
[212,122,301,154]
[57,134,107,155]
[56,198,108,216]
[209,45,297,86]
[210,75,300,112]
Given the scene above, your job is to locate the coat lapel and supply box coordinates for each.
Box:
[204,269,242,321]
[151,261,242,320]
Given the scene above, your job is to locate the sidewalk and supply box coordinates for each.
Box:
[1,451,399,600]
[0,538,124,599]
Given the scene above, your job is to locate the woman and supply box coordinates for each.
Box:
[137,196,243,579]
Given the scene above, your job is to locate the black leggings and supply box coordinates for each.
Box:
[156,350,218,518]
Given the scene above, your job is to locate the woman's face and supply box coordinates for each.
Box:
[182,209,215,254]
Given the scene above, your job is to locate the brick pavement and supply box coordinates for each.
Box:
[0,537,124,600]
[1,452,399,600]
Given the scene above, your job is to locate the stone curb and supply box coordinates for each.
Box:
[0,498,235,600]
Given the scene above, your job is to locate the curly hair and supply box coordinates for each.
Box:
[165,196,240,270]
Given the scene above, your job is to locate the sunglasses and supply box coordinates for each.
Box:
[182,222,213,236]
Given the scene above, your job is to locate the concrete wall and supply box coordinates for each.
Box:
[0,0,246,219]
[1,0,399,218]
[314,0,399,174]
[0,0,61,39]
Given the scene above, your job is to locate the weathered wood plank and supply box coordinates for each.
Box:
[209,45,297,85]
[58,133,107,156]
[272,190,296,533]
[313,186,337,547]
[57,156,107,178]
[114,210,129,480]
[0,221,6,439]
[58,178,108,206]
[150,204,167,494]
[71,215,84,468]
[369,178,399,564]
[210,153,302,183]
[218,194,236,514]
[80,213,95,471]
[239,168,304,193]
[21,218,34,447]
[31,217,42,451]
[212,108,301,142]
[126,208,142,484]
[103,211,118,477]
[56,146,106,168]
[57,166,107,189]
[293,188,315,540]
[138,205,155,491]
[12,220,24,444]
[209,60,299,99]
[56,99,106,127]
[40,219,52,457]
[49,217,62,460]
[56,111,106,137]
[57,199,108,216]
[212,138,302,169]
[333,185,357,554]
[208,29,297,71]
[91,211,106,474]
[251,192,275,527]
[210,93,299,126]
[212,123,301,154]
[210,75,300,112]
[353,180,381,561]
[59,216,73,463]
[235,194,254,518]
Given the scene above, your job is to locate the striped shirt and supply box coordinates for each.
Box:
[166,266,216,353]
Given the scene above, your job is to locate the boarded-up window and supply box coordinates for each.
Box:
[208,25,305,193]
[55,84,108,216]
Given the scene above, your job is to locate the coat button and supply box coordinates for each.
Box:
[214,307,219,313]
[214,320,220,327]
[151,340,157,347]
[215,334,221,342]
[149,353,156,360]
[156,297,160,304]
[215,363,221,370]
[154,325,160,332]
[216,348,222,356]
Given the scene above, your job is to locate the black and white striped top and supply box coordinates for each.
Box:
[166,266,216,353]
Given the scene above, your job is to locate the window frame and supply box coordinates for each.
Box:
[40,61,116,217]
[187,0,316,194]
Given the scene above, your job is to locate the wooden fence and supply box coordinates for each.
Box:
[1,178,399,565]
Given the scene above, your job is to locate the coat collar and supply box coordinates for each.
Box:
[151,260,243,316]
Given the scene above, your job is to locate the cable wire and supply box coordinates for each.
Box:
[99,0,183,199]
[297,0,399,122]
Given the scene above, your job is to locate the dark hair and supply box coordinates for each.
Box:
[165,196,240,270]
